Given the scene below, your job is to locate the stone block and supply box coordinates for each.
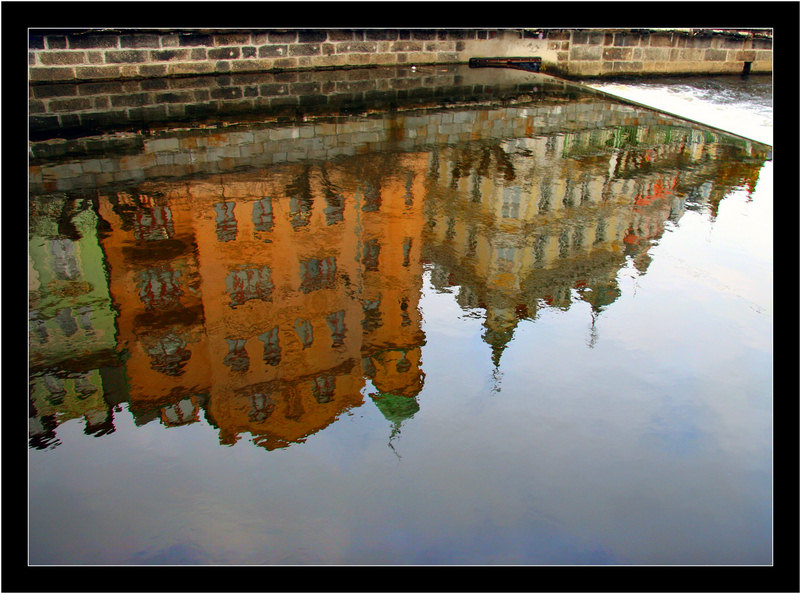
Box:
[718,35,746,49]
[119,65,140,77]
[30,66,72,81]
[335,41,378,53]
[684,35,712,49]
[735,50,757,61]
[366,30,399,41]
[154,91,194,103]
[191,48,207,60]
[649,33,674,47]
[39,51,87,65]
[259,45,288,57]
[612,61,644,72]
[370,53,397,65]
[48,97,93,112]
[47,37,68,51]
[572,30,604,45]
[29,114,60,129]
[349,53,375,65]
[34,83,79,98]
[120,34,160,48]
[614,33,640,46]
[290,44,321,56]
[29,34,45,49]
[273,58,298,69]
[643,47,670,61]
[111,93,151,107]
[231,59,273,72]
[412,30,437,40]
[68,34,119,49]
[678,49,704,61]
[545,30,570,41]
[179,33,214,46]
[105,50,148,63]
[126,105,167,122]
[391,41,423,52]
[704,49,727,61]
[139,64,168,77]
[151,49,191,61]
[602,47,632,61]
[570,45,602,61]
[446,30,475,40]
[213,33,251,45]
[755,50,772,63]
[269,31,297,43]
[209,47,241,60]
[78,81,124,95]
[299,30,327,43]
[168,62,214,76]
[312,55,350,68]
[160,35,180,48]
[328,30,355,41]
[242,46,257,58]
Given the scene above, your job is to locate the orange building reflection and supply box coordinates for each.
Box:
[98,152,428,449]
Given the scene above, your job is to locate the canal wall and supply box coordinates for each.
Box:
[29,80,768,196]
[29,28,772,86]
[29,66,562,140]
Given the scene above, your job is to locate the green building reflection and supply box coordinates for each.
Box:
[28,84,769,450]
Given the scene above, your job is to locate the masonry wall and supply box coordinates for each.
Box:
[30,95,767,195]
[28,66,557,139]
[28,28,772,85]
[554,29,773,77]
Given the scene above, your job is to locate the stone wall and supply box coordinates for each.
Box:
[28,28,772,85]
[29,65,563,140]
[553,29,773,77]
[30,91,766,195]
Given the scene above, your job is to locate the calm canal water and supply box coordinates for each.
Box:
[28,67,772,565]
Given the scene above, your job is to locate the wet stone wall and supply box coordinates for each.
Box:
[30,73,742,195]
[30,66,562,140]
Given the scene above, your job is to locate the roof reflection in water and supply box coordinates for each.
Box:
[28,65,770,452]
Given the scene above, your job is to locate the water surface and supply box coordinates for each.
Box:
[28,66,772,566]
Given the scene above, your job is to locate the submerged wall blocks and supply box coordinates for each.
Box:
[28,29,772,84]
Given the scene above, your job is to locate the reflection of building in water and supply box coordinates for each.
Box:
[94,151,428,449]
[97,192,211,427]
[422,120,767,365]
[347,154,427,439]
[29,197,119,371]
[30,91,769,449]
[28,196,123,448]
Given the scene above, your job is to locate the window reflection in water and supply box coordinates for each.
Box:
[28,83,770,456]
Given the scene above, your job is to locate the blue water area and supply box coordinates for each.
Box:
[27,67,772,566]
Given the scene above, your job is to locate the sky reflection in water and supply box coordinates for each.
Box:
[28,68,772,566]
